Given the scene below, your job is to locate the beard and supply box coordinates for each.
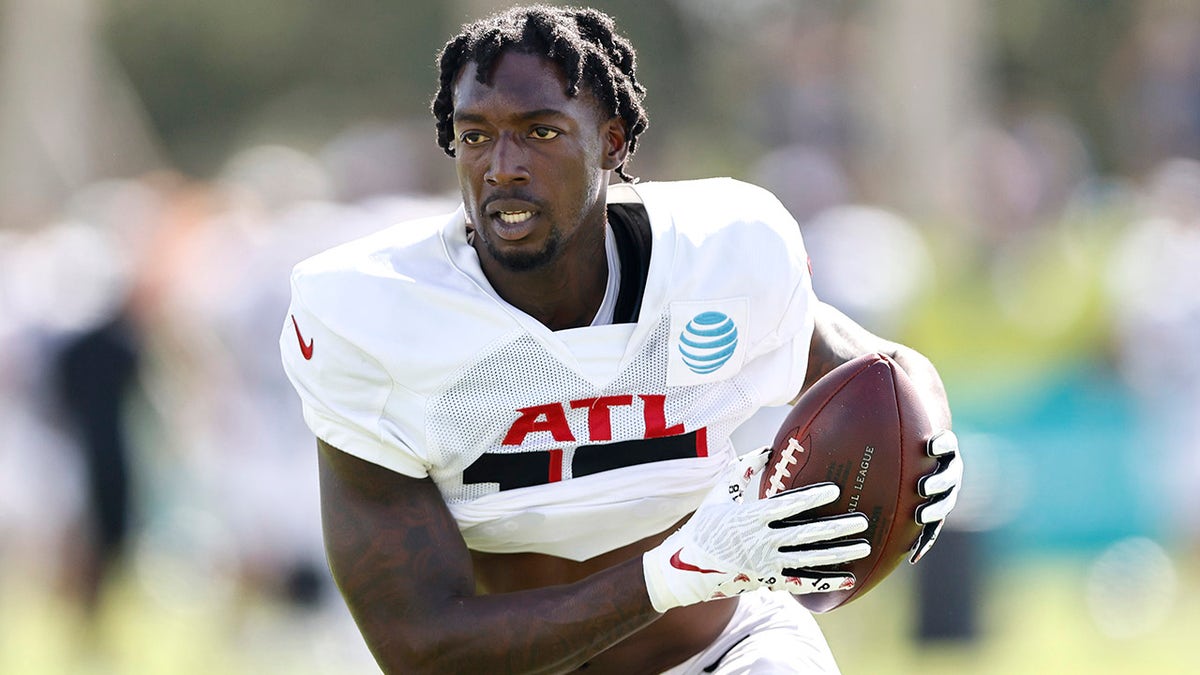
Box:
[475,223,562,272]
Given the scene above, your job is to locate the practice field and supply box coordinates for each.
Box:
[822,552,1199,675]
[2,552,1196,674]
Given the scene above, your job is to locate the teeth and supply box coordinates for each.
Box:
[498,211,533,224]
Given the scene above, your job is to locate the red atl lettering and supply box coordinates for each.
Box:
[570,395,634,441]
[472,395,708,492]
[640,395,685,438]
[501,394,687,446]
[502,404,576,446]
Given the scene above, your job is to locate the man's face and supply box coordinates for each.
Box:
[451,51,625,272]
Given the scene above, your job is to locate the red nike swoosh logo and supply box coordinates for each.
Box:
[291,314,314,360]
[669,548,723,574]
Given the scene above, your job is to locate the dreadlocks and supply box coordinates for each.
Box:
[431,4,649,182]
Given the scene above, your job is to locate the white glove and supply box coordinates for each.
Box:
[910,429,963,563]
[643,448,871,613]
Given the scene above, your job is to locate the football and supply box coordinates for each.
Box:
[758,352,936,613]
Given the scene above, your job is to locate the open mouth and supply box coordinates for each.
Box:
[483,198,542,241]
[486,207,541,242]
[497,210,534,224]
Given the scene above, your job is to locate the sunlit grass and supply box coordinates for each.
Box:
[3,550,1196,674]
[0,561,374,675]
[822,552,1199,675]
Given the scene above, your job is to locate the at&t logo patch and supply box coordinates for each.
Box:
[667,299,748,385]
[679,311,738,374]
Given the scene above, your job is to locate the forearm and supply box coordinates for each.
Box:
[346,556,659,675]
[888,346,952,430]
[805,302,951,430]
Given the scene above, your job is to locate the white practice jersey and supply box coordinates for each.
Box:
[280,178,818,561]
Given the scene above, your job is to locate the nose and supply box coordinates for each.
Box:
[484,134,530,186]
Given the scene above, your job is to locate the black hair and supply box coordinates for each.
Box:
[431,4,649,182]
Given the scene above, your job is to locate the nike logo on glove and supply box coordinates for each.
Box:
[669,548,723,574]
[291,314,314,360]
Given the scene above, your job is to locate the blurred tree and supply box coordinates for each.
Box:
[991,0,1135,173]
[0,0,159,228]
[104,0,450,176]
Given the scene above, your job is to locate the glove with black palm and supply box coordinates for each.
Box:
[909,429,963,563]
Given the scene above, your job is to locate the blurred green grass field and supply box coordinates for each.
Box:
[3,551,1196,674]
[822,553,1200,675]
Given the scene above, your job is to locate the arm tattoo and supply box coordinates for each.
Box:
[318,440,660,674]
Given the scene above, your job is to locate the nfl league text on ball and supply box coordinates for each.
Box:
[848,445,875,512]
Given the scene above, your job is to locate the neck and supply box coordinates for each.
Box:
[477,212,610,332]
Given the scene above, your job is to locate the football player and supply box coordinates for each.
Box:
[281,5,962,673]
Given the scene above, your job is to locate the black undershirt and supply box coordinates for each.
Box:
[606,202,652,324]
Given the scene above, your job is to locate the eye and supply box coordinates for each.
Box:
[459,131,489,146]
[530,126,560,140]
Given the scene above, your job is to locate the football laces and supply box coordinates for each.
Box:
[766,437,804,497]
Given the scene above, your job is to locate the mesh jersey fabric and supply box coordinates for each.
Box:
[280,177,819,560]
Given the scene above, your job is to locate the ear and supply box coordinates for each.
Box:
[600,117,629,171]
